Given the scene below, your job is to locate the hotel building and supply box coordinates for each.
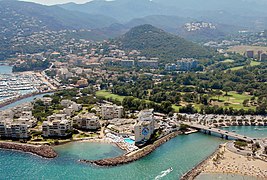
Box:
[134,109,155,145]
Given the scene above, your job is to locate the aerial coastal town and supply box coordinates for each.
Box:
[0,0,267,179]
[0,26,267,179]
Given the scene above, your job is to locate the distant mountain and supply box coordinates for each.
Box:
[0,0,117,36]
[59,0,267,31]
[118,24,213,62]
[0,0,118,60]
[59,0,177,22]
[125,15,191,34]
[124,15,241,41]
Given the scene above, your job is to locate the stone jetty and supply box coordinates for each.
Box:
[80,131,181,166]
[0,142,57,158]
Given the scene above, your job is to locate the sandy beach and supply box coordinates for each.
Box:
[201,144,267,179]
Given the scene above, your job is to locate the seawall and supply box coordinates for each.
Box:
[80,131,181,166]
[0,142,57,158]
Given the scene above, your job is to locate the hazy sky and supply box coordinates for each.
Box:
[21,0,92,5]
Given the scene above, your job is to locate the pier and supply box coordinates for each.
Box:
[183,122,254,142]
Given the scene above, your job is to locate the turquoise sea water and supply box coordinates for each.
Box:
[0,134,225,180]
[0,127,265,180]
[221,126,267,138]
[0,65,13,74]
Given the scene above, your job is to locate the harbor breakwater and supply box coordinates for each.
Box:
[0,142,57,158]
[80,131,181,166]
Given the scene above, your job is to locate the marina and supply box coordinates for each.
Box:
[0,65,56,108]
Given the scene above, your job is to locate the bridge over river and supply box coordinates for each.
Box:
[183,122,254,142]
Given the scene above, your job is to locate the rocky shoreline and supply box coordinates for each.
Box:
[79,131,181,166]
[180,145,222,180]
[0,142,57,158]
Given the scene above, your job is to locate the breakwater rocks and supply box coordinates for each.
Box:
[180,145,222,180]
[80,131,181,166]
[0,142,57,158]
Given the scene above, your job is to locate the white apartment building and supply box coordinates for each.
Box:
[61,99,82,116]
[101,104,123,120]
[73,113,100,130]
[13,111,37,127]
[134,109,155,144]
[0,121,29,139]
[42,119,72,138]
[47,114,67,121]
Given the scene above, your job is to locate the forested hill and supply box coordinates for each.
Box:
[118,24,213,62]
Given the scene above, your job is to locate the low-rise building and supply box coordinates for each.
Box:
[60,100,82,116]
[246,50,254,58]
[47,113,67,121]
[0,121,29,139]
[73,113,100,130]
[101,104,123,120]
[40,97,53,106]
[137,60,159,69]
[120,60,135,68]
[260,53,267,61]
[61,99,73,108]
[177,58,199,71]
[42,119,72,138]
[76,78,88,88]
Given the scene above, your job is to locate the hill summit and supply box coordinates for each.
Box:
[119,24,212,62]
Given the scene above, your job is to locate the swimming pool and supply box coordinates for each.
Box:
[124,138,135,144]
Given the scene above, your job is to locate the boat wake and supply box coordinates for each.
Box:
[154,167,173,180]
[255,128,266,131]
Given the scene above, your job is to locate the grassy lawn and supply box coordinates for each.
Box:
[227,45,267,55]
[97,90,256,112]
[212,91,255,110]
[96,90,126,102]
[96,90,152,104]
[250,61,261,66]
[229,61,261,71]
[222,59,234,63]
